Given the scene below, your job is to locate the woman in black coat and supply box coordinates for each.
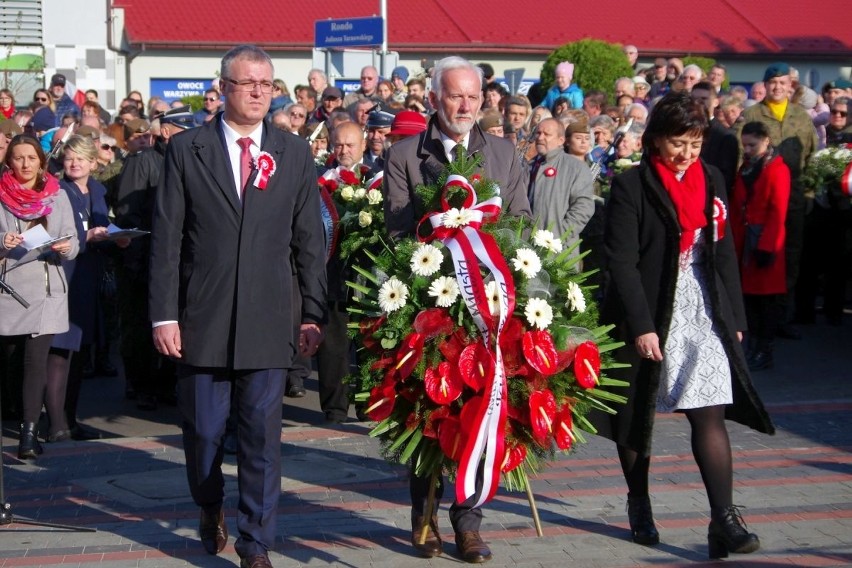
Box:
[597,93,774,559]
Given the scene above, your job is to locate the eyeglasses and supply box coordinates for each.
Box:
[289,112,305,118]
[35,97,48,102]
[222,78,274,94]
[204,97,219,102]
[100,144,113,151]
[830,110,848,117]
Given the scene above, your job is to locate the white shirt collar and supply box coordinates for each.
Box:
[221,119,263,150]
[438,130,470,162]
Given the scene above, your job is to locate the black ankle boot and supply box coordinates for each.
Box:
[748,350,773,371]
[708,505,760,559]
[627,493,659,545]
[18,422,43,460]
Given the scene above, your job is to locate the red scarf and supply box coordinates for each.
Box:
[0,169,60,221]
[651,156,706,253]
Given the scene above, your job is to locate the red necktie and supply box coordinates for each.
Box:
[237,137,253,199]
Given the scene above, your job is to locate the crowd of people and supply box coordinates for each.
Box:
[0,43,850,567]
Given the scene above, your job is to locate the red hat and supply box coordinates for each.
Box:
[389,110,427,137]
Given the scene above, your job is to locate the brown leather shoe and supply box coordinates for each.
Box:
[411,514,442,557]
[199,507,228,554]
[455,530,492,563]
[240,553,273,568]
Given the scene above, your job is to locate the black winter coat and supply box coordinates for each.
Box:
[593,159,775,455]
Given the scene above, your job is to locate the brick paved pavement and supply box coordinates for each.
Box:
[0,318,849,567]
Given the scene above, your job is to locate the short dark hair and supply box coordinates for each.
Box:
[693,81,715,94]
[741,121,770,139]
[642,92,709,154]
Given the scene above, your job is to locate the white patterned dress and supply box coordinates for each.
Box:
[657,233,733,412]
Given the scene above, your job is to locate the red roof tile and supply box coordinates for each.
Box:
[113,0,851,56]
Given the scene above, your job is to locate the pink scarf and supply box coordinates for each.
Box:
[0,169,60,220]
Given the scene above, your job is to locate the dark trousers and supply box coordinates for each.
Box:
[781,204,805,322]
[744,294,783,352]
[287,283,310,390]
[316,302,351,419]
[176,365,285,558]
[116,266,174,398]
[409,465,484,532]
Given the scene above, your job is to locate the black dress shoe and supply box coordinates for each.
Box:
[627,493,660,545]
[70,424,101,441]
[286,384,306,398]
[708,505,760,559]
[776,324,801,340]
[411,515,442,557]
[240,553,272,568]
[324,411,347,424]
[455,530,492,563]
[747,351,773,372]
[199,507,228,555]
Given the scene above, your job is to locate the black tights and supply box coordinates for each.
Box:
[617,405,733,510]
[47,348,75,435]
[1,334,56,425]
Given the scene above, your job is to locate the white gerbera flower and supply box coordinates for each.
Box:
[485,280,502,316]
[512,248,542,279]
[354,187,367,200]
[340,186,355,201]
[367,188,383,205]
[533,229,563,253]
[442,207,475,228]
[565,281,586,313]
[378,277,409,313]
[410,244,443,277]
[524,298,553,330]
[358,210,373,227]
[428,276,460,308]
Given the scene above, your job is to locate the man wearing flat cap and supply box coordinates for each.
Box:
[49,73,80,128]
[310,86,344,125]
[740,62,818,339]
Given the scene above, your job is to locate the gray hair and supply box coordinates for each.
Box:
[431,56,483,99]
[624,122,645,140]
[624,103,648,122]
[834,96,850,107]
[681,64,704,80]
[220,45,273,80]
[589,114,616,133]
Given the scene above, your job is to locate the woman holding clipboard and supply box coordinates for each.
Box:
[0,134,78,459]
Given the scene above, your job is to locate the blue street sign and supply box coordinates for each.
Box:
[315,17,384,49]
[150,78,217,102]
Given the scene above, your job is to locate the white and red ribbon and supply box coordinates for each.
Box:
[841,162,852,197]
[712,197,726,242]
[418,174,515,507]
[253,151,276,190]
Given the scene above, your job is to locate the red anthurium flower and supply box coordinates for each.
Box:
[553,406,575,450]
[529,389,557,446]
[395,333,425,379]
[413,308,455,340]
[522,330,559,376]
[365,381,396,422]
[405,413,420,431]
[359,316,386,352]
[423,406,451,438]
[438,328,469,364]
[339,169,359,185]
[458,343,493,391]
[459,395,484,434]
[438,417,465,462]
[501,443,527,473]
[424,362,464,405]
[574,341,601,389]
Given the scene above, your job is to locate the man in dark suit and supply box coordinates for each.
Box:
[383,56,531,564]
[148,45,327,568]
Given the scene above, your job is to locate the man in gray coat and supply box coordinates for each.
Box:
[527,117,595,246]
[383,55,531,564]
